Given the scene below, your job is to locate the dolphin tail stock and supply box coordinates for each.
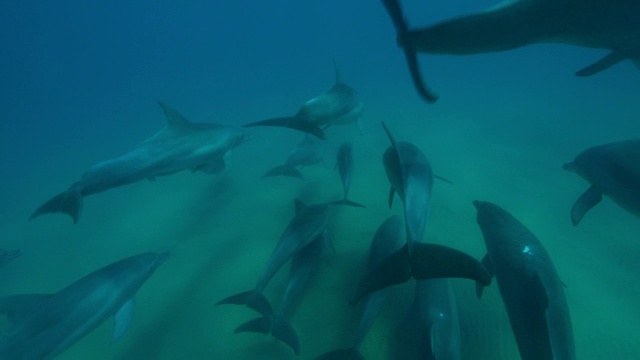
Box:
[235,316,301,355]
[261,165,304,180]
[243,116,327,140]
[381,0,438,103]
[328,198,366,208]
[30,183,83,223]
[313,348,366,360]
[215,290,273,316]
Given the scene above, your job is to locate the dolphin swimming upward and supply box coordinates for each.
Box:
[262,135,325,180]
[0,252,169,360]
[30,102,247,223]
[243,63,364,139]
[329,142,365,208]
[382,0,640,101]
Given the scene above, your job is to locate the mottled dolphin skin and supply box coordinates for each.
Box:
[216,200,330,315]
[383,0,640,101]
[0,249,22,269]
[563,139,640,225]
[351,123,490,304]
[262,135,325,180]
[329,142,365,208]
[474,201,574,360]
[314,215,404,360]
[30,102,247,223]
[0,252,169,360]
[243,63,364,139]
[235,232,327,355]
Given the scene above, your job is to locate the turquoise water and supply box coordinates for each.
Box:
[1,1,640,359]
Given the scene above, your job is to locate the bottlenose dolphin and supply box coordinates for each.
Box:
[243,63,364,139]
[216,200,330,315]
[0,252,169,360]
[262,135,325,180]
[563,139,640,225]
[0,249,22,269]
[329,142,365,208]
[235,231,327,355]
[474,201,575,360]
[351,123,489,304]
[314,215,404,360]
[30,102,247,223]
[382,0,640,101]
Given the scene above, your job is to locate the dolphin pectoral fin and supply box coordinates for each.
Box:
[434,174,453,184]
[262,165,304,180]
[328,198,366,208]
[575,51,626,77]
[476,253,495,299]
[0,249,22,265]
[0,294,53,324]
[350,244,412,305]
[570,186,602,226]
[215,290,273,316]
[313,348,365,360]
[234,316,272,334]
[112,298,135,343]
[409,243,492,285]
[388,187,396,208]
[30,184,83,223]
[243,116,327,140]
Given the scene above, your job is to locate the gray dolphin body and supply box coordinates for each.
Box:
[563,139,640,225]
[243,65,363,139]
[262,135,325,180]
[0,252,169,360]
[314,215,404,360]
[216,200,330,315]
[351,123,490,304]
[330,142,365,208]
[474,201,574,360]
[30,102,247,223]
[0,249,22,269]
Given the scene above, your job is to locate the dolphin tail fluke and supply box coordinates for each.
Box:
[328,198,366,208]
[235,316,300,355]
[243,116,327,140]
[261,165,304,180]
[215,290,273,316]
[409,242,491,285]
[313,348,365,360]
[30,184,83,223]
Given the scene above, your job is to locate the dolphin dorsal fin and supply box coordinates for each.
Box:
[157,101,193,130]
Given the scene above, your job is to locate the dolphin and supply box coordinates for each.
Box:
[382,0,640,101]
[351,123,489,304]
[30,102,247,223]
[262,135,325,180]
[473,200,575,360]
[329,142,365,208]
[314,215,404,360]
[243,63,364,139]
[235,231,328,355]
[0,249,22,269]
[0,252,169,360]
[563,139,640,225]
[216,200,330,315]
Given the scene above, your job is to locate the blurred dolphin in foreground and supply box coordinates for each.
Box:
[0,252,169,360]
[474,201,574,360]
[243,63,363,139]
[0,249,22,269]
[351,123,489,304]
[235,231,327,355]
[216,200,330,316]
[262,135,325,180]
[563,139,640,225]
[329,142,365,208]
[30,102,247,223]
[381,0,640,101]
[314,215,403,360]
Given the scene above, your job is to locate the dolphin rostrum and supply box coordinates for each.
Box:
[0,252,169,360]
[474,201,575,360]
[243,63,364,139]
[351,123,489,304]
[30,102,247,223]
[216,200,330,315]
[563,139,640,225]
[382,0,640,101]
[262,135,325,180]
[0,249,22,269]
[329,142,365,208]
